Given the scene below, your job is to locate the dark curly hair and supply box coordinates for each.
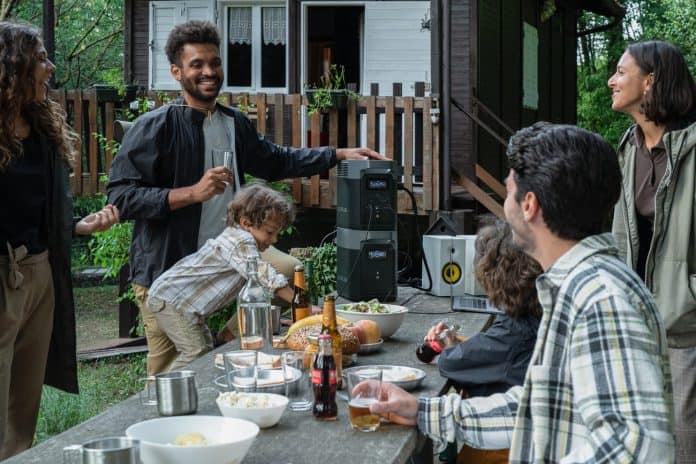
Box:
[227,182,295,230]
[0,21,78,171]
[506,122,621,241]
[474,218,542,319]
[165,20,220,66]
[626,41,696,125]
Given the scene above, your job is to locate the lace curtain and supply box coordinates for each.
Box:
[229,7,252,45]
[262,7,285,45]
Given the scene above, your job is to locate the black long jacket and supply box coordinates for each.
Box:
[107,98,336,288]
[438,313,539,397]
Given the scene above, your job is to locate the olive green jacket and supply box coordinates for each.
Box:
[612,121,696,348]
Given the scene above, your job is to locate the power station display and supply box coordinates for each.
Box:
[336,160,398,302]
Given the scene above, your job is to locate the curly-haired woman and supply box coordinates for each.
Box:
[608,40,696,463]
[0,22,119,459]
[423,218,542,463]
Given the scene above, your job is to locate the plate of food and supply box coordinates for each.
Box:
[336,300,408,338]
[342,365,426,391]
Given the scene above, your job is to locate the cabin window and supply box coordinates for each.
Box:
[225,4,287,91]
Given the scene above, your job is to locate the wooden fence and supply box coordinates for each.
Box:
[50,89,440,215]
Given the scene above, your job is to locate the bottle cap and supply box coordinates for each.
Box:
[294,264,305,272]
[318,334,331,341]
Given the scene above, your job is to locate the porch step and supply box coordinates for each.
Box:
[77,337,148,361]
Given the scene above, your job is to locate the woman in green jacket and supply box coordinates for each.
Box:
[608,40,696,464]
[0,22,119,459]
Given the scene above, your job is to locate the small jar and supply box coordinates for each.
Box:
[303,334,319,369]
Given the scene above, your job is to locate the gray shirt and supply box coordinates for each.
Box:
[199,109,237,248]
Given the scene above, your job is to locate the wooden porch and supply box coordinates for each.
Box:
[50,88,446,215]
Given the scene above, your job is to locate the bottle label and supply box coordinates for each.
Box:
[312,368,337,385]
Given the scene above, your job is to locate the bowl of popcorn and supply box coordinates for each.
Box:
[216,391,289,428]
[125,415,258,464]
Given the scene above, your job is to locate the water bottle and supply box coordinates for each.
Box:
[237,256,273,351]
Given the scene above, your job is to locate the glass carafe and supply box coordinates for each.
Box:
[237,256,272,351]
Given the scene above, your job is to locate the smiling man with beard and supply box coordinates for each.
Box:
[107,20,384,377]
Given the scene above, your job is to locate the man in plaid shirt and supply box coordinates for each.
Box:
[361,123,674,462]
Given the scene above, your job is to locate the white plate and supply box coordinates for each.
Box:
[343,364,426,391]
[214,352,281,370]
[358,338,384,355]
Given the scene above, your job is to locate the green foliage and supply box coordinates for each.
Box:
[73,194,106,219]
[310,242,336,299]
[305,64,360,116]
[207,302,237,334]
[34,354,146,444]
[88,222,133,280]
[14,0,124,89]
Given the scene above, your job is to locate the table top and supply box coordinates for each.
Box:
[8,288,490,464]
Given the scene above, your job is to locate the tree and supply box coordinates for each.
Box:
[10,0,124,89]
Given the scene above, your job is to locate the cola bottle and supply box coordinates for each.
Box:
[312,334,338,420]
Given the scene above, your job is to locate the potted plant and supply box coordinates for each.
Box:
[305,65,359,115]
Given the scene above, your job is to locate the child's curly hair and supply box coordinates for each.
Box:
[474,218,542,319]
[226,182,295,229]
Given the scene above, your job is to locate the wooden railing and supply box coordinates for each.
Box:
[50,89,440,215]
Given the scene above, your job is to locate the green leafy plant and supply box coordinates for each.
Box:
[310,242,337,299]
[305,64,360,116]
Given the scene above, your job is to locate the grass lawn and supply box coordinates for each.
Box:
[34,284,145,445]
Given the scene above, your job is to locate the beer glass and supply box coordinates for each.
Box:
[211,148,240,190]
[347,369,382,432]
[282,351,312,411]
[223,350,257,391]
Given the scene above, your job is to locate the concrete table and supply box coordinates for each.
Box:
[7,288,490,464]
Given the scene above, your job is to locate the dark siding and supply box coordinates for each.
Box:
[450,0,474,178]
[133,0,150,87]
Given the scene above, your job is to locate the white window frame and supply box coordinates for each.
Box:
[219,0,289,93]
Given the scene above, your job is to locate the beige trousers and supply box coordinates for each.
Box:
[135,245,299,376]
[0,251,54,460]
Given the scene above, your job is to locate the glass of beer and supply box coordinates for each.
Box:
[347,369,382,432]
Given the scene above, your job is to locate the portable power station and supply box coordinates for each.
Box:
[335,160,398,302]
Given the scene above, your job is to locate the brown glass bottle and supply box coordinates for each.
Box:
[321,295,343,389]
[291,265,311,323]
[312,334,338,420]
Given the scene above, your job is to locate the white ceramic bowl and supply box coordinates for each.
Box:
[216,392,288,428]
[125,415,258,464]
[336,304,408,338]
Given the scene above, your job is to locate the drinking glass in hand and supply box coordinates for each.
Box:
[282,351,312,411]
[347,369,382,432]
[223,350,257,392]
[211,148,240,190]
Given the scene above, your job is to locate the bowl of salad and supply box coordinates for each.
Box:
[336,300,408,339]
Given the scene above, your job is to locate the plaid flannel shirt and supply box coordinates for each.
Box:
[147,226,287,319]
[418,233,674,463]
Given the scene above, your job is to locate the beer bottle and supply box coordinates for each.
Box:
[312,334,338,420]
[291,265,311,323]
[321,295,343,389]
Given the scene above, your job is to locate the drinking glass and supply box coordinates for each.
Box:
[211,148,240,190]
[282,351,312,411]
[347,369,382,432]
[223,350,257,392]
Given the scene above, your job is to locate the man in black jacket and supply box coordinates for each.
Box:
[107,20,382,375]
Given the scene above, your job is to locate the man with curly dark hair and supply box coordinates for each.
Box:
[356,123,674,463]
[107,20,384,376]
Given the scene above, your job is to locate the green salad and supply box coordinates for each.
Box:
[344,299,389,313]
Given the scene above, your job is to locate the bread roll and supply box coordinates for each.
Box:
[286,323,360,355]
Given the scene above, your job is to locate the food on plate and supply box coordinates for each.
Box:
[343,299,389,314]
[218,392,271,409]
[173,432,208,446]
[286,323,360,355]
[285,314,350,338]
[353,320,381,344]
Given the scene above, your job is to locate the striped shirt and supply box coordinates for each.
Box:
[147,226,287,320]
[418,233,674,463]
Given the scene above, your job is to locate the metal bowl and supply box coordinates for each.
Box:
[342,365,426,391]
[358,339,384,355]
[214,367,301,395]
